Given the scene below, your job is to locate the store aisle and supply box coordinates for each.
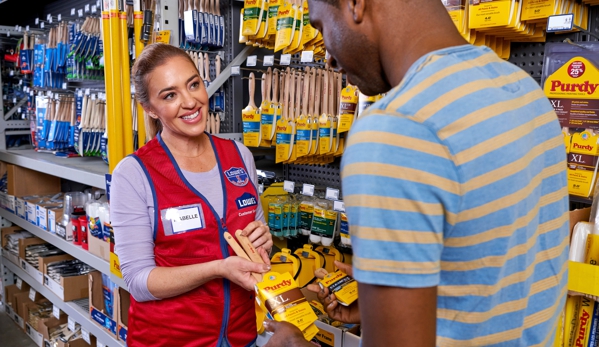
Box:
[0,308,38,347]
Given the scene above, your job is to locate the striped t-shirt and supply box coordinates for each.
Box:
[342,45,569,346]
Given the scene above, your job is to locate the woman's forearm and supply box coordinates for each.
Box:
[146,260,223,299]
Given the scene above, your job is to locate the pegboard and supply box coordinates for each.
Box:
[284,159,342,190]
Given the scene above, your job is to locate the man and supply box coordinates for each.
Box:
[264,0,570,346]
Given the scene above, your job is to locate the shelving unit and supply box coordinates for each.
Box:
[2,257,123,347]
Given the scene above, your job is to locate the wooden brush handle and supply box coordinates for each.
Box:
[248,72,256,109]
[322,69,329,115]
[295,71,302,118]
[272,69,279,104]
[265,68,272,103]
[314,69,321,116]
[204,54,211,82]
[235,229,265,264]
[302,67,310,116]
[224,232,263,282]
[288,70,296,121]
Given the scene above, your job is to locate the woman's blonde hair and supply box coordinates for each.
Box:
[131,43,198,140]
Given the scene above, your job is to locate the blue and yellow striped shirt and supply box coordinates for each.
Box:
[342,45,569,346]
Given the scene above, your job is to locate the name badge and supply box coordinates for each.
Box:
[161,204,205,236]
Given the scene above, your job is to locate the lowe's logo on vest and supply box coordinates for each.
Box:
[225,167,249,187]
[236,193,258,210]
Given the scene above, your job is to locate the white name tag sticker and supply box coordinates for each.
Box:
[162,205,205,236]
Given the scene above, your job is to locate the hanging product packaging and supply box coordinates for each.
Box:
[243,73,261,147]
[357,92,380,117]
[269,198,285,237]
[284,1,303,54]
[270,248,301,280]
[243,0,263,36]
[338,85,359,133]
[299,198,314,236]
[255,271,319,341]
[542,42,599,198]
[315,246,344,274]
[310,202,337,246]
[275,118,295,163]
[294,244,325,288]
[274,1,295,52]
[282,201,291,237]
[339,212,351,247]
[267,0,281,37]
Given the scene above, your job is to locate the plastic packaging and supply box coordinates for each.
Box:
[298,197,314,236]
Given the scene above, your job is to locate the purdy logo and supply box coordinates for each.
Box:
[576,310,591,347]
[236,192,257,210]
[573,143,594,152]
[264,279,292,292]
[278,9,291,16]
[569,61,586,78]
[550,80,599,95]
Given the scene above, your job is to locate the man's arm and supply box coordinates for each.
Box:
[359,284,437,347]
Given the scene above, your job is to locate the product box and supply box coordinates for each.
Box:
[7,164,61,197]
[1,226,24,265]
[302,288,346,347]
[14,291,33,319]
[25,322,45,346]
[37,202,62,231]
[26,200,38,224]
[567,207,599,296]
[0,191,16,213]
[15,196,38,219]
[343,328,361,347]
[19,237,47,259]
[47,206,64,234]
[5,302,26,330]
[38,314,68,340]
[116,287,130,343]
[42,256,91,302]
[88,235,110,262]
[5,283,31,310]
[19,258,44,284]
[88,271,117,338]
[56,336,97,347]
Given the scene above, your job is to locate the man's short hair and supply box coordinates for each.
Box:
[313,0,340,8]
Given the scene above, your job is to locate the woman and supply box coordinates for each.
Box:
[111,43,273,347]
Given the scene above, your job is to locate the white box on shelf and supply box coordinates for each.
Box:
[16,197,27,219]
[36,205,48,230]
[44,275,65,300]
[6,305,25,330]
[20,259,44,284]
[2,193,16,213]
[343,331,361,347]
[25,323,44,346]
[26,201,36,224]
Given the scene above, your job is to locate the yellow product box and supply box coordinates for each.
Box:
[318,271,358,306]
[255,271,319,341]
[469,0,516,29]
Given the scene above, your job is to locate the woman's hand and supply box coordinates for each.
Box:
[306,261,361,324]
[263,320,313,347]
[240,221,273,262]
[219,256,271,291]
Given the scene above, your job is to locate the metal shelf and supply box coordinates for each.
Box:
[2,258,124,347]
[0,150,108,189]
[0,209,128,291]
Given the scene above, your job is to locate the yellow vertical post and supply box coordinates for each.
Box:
[102,1,119,173]
[120,10,134,155]
[109,0,125,171]
[133,0,146,146]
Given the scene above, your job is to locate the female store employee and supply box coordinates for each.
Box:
[111,43,273,347]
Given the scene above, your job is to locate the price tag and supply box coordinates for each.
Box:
[85,88,91,95]
[264,55,274,67]
[333,200,345,212]
[58,14,62,21]
[82,328,91,344]
[41,22,45,29]
[78,90,83,97]
[302,184,315,197]
[71,8,76,16]
[283,180,295,193]
[547,13,574,32]
[325,187,340,201]
[9,70,14,76]
[29,288,37,301]
[18,26,21,32]
[18,79,22,85]
[280,54,291,66]
[16,278,23,289]
[231,66,241,76]
[52,305,60,319]
[78,9,84,17]
[68,317,76,331]
[92,5,97,13]
[12,97,17,103]
[17,108,21,113]
[35,18,39,25]
[62,82,67,89]
[47,14,52,21]
[301,51,314,63]
[6,32,9,37]
[247,55,257,67]
[21,260,27,270]
[91,94,97,100]
[26,25,29,31]
[259,184,264,195]
[85,4,90,12]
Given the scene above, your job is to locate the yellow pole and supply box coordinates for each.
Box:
[133,7,146,146]
[102,2,119,173]
[110,1,125,171]
[120,10,134,155]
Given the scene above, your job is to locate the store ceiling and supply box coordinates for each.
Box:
[0,0,47,26]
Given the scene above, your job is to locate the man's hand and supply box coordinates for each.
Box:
[263,320,314,347]
[306,261,361,323]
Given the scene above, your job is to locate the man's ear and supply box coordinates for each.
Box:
[347,0,365,23]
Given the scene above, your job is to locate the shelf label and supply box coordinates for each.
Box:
[35,18,39,25]
[325,187,339,201]
[21,259,27,270]
[264,55,274,67]
[247,55,257,67]
[85,4,90,12]
[280,54,291,66]
[91,5,97,13]
[82,328,91,344]
[258,183,264,195]
[301,51,314,63]
[25,25,29,31]
[58,14,62,21]
[40,22,45,29]
[333,200,345,212]
[16,278,23,289]
[68,317,76,332]
[231,66,241,76]
[29,288,37,301]
[78,9,84,17]
[47,14,52,22]
[547,13,574,32]
[45,275,65,300]
[52,305,61,319]
[283,180,295,193]
[71,8,76,16]
[302,184,315,197]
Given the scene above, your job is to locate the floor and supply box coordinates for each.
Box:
[0,305,38,347]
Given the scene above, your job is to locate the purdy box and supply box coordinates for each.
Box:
[89,271,117,338]
[7,164,61,197]
[41,254,90,301]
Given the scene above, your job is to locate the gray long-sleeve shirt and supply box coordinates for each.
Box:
[111,141,264,302]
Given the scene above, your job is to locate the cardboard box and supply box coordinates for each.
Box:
[47,206,64,234]
[25,323,44,347]
[5,304,26,330]
[116,287,130,343]
[56,336,97,347]
[23,299,51,329]
[7,164,61,197]
[0,192,16,212]
[41,254,90,301]
[343,330,361,347]
[38,314,68,340]
[14,291,33,319]
[19,237,47,259]
[1,226,23,248]
[20,258,44,284]
[567,207,598,296]
[37,202,62,230]
[88,234,110,261]
[88,271,117,337]
[5,283,31,310]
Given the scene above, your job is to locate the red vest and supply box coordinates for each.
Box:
[127,133,259,347]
